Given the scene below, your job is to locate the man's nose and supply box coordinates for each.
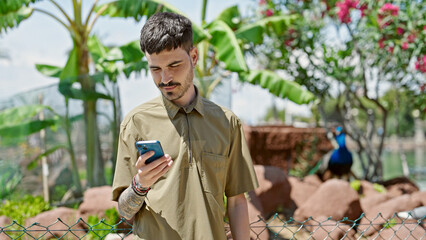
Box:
[161,69,172,84]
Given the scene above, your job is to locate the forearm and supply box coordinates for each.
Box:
[227,193,250,240]
[118,185,146,220]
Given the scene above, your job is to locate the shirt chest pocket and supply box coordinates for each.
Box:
[201,152,227,197]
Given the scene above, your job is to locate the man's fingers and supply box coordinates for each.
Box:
[135,151,155,168]
[137,154,171,170]
[141,161,173,186]
[135,154,173,188]
[147,158,173,177]
[158,160,173,176]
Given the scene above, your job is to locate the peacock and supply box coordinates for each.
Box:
[328,126,353,178]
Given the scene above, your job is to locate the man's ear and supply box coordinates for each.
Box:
[189,47,198,66]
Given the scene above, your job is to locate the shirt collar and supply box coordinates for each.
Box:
[161,86,205,119]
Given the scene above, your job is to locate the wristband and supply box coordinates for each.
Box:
[132,175,150,196]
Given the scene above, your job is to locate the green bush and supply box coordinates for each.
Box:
[0,195,50,225]
[87,207,120,239]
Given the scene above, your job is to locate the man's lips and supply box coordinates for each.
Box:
[163,85,177,91]
[159,82,180,91]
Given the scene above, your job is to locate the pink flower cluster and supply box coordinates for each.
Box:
[336,0,358,23]
[336,0,366,23]
[378,3,399,28]
[379,3,399,16]
[375,3,422,54]
[258,0,274,17]
[415,56,426,73]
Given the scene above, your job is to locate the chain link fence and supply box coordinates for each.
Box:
[1,213,425,239]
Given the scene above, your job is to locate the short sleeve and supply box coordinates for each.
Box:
[111,120,139,201]
[224,116,259,197]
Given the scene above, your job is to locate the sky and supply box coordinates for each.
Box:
[0,0,312,124]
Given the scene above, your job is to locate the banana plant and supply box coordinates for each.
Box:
[36,36,147,182]
[0,0,176,187]
[194,4,314,103]
[0,104,83,196]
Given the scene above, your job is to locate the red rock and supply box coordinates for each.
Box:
[303,174,323,187]
[0,216,11,227]
[411,191,426,206]
[360,180,383,197]
[293,179,362,222]
[288,176,319,208]
[24,207,85,239]
[358,194,422,236]
[360,193,392,213]
[367,219,425,239]
[77,186,133,232]
[77,186,118,221]
[382,177,419,198]
[0,216,12,239]
[253,165,293,217]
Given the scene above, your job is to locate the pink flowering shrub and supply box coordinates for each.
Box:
[336,0,360,23]
[379,3,399,16]
[415,56,426,73]
[377,3,399,28]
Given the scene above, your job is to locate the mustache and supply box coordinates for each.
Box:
[158,82,180,87]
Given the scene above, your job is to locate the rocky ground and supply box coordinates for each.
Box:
[1,166,425,240]
[249,165,426,239]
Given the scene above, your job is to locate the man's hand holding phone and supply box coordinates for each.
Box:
[134,141,173,189]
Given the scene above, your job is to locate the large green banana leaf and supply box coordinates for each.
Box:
[0,0,38,14]
[215,5,241,30]
[118,41,149,77]
[35,64,62,78]
[42,46,111,101]
[239,70,315,105]
[88,36,147,78]
[236,15,298,44]
[98,0,209,44]
[0,105,59,138]
[0,6,33,33]
[36,62,112,100]
[206,19,248,72]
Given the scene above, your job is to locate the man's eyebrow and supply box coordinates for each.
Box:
[168,60,183,66]
[149,60,183,69]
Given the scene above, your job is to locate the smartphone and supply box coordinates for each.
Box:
[136,140,165,164]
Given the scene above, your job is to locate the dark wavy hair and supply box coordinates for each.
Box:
[140,12,193,54]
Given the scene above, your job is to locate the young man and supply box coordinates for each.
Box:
[112,12,258,240]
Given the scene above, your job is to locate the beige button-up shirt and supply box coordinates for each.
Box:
[112,92,258,240]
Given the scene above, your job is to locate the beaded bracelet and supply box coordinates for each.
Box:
[132,175,151,196]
